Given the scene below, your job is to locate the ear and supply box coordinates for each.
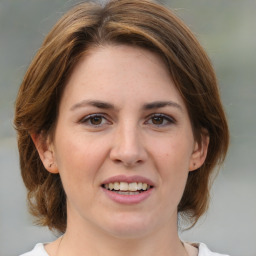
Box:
[31,133,59,174]
[189,131,209,171]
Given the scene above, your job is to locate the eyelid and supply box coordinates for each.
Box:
[145,113,176,126]
[79,113,112,126]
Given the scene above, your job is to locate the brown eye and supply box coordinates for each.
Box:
[146,114,175,127]
[80,114,110,127]
[152,116,164,125]
[90,116,102,125]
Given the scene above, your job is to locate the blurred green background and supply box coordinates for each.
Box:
[0,0,255,255]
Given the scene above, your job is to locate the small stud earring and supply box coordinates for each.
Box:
[49,163,53,168]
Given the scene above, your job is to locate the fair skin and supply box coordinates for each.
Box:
[33,44,208,256]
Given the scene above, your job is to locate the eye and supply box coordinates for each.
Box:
[146,114,175,127]
[80,114,111,127]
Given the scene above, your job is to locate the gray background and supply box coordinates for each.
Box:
[0,0,255,255]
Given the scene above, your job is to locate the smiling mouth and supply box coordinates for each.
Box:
[102,182,153,195]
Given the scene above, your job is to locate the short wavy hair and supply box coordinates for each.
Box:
[14,0,229,233]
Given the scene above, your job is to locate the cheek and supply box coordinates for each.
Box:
[53,133,108,187]
[151,136,193,171]
[149,135,193,194]
[53,138,105,211]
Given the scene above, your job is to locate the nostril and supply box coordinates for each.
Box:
[109,139,147,166]
[114,159,122,163]
[112,158,141,167]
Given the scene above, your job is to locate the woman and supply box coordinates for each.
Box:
[15,0,229,255]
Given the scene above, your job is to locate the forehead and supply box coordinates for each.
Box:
[61,44,186,111]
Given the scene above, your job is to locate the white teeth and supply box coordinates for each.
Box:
[114,182,120,190]
[116,191,140,195]
[109,183,114,190]
[142,183,147,190]
[120,182,129,191]
[137,182,143,190]
[129,182,138,191]
[104,182,151,192]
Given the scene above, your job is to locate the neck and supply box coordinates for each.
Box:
[51,213,188,256]
[58,230,187,256]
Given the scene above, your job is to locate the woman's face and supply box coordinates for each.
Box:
[43,45,207,238]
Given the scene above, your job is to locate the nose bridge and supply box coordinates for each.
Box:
[110,119,146,166]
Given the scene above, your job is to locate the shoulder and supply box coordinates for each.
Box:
[197,243,230,256]
[19,243,49,256]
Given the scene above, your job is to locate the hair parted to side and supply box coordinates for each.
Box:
[14,0,229,233]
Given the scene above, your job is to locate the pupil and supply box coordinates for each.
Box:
[91,116,102,125]
[152,116,163,124]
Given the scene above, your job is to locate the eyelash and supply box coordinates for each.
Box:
[79,114,111,127]
[79,113,176,128]
[145,113,176,127]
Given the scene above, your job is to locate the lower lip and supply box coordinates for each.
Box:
[102,187,153,204]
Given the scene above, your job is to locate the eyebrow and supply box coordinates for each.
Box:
[142,101,183,111]
[70,100,114,111]
[70,100,182,111]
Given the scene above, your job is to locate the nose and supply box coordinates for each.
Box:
[109,123,147,167]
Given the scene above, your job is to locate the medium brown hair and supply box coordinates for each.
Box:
[14,0,229,233]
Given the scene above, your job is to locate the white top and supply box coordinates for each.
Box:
[19,242,230,256]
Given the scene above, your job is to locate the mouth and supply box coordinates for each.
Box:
[102,182,153,195]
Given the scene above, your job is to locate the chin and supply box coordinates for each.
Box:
[102,212,155,239]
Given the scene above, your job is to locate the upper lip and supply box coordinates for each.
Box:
[102,175,155,186]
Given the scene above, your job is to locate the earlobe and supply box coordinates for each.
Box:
[31,133,59,174]
[189,133,209,171]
